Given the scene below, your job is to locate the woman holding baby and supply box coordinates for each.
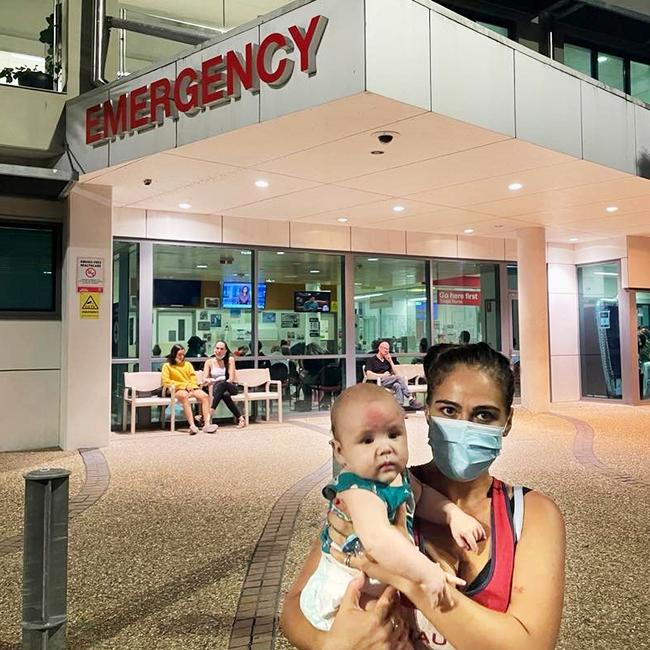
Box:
[281,342,565,650]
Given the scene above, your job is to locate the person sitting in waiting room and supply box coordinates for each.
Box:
[365,340,423,411]
[458,330,471,345]
[161,344,216,435]
[203,340,246,429]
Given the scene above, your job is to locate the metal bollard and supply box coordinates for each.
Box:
[22,468,71,650]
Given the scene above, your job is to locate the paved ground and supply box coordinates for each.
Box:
[0,406,648,649]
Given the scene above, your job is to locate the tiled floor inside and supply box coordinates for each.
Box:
[0,405,649,649]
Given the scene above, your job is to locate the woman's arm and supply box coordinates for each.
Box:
[229,356,237,383]
[280,539,411,650]
[348,492,566,650]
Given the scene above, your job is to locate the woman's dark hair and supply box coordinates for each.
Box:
[419,337,429,353]
[423,342,515,410]
[167,344,185,365]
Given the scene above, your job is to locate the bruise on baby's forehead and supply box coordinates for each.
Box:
[362,400,398,428]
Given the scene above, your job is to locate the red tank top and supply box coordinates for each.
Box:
[464,478,516,612]
[411,478,523,649]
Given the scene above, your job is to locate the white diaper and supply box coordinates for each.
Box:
[300,551,384,631]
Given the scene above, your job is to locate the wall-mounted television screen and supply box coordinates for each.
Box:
[222,282,267,309]
[153,279,202,307]
[294,290,331,312]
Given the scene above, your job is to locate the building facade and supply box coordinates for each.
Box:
[2,0,650,451]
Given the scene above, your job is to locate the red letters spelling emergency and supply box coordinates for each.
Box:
[85,15,328,145]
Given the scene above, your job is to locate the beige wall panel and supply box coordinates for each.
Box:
[147,211,222,243]
[546,243,575,265]
[621,257,629,289]
[406,232,458,258]
[625,236,650,289]
[0,197,64,220]
[548,292,579,356]
[290,222,351,251]
[113,207,146,238]
[457,236,505,260]
[222,216,290,248]
[61,186,112,450]
[0,370,60,451]
[547,263,578,295]
[550,355,581,402]
[504,238,517,261]
[0,321,61,370]
[351,228,407,255]
[574,238,626,265]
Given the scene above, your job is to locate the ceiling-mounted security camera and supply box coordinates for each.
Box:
[372,131,400,145]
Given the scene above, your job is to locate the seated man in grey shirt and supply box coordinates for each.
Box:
[365,340,423,410]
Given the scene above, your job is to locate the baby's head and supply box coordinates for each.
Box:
[330,383,408,484]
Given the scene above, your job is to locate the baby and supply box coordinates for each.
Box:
[300,383,485,631]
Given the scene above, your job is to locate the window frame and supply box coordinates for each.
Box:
[0,219,62,320]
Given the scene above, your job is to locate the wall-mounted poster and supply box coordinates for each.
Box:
[204,297,220,308]
[281,313,299,328]
[197,321,210,331]
[199,310,208,320]
[210,313,222,327]
[262,312,276,323]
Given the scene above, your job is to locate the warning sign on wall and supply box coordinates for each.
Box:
[80,292,101,319]
[77,257,104,293]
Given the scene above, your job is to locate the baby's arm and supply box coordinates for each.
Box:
[341,488,464,605]
[410,473,486,553]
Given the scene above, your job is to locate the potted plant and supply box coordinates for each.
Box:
[0,13,59,90]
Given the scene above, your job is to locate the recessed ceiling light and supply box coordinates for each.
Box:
[354,282,362,285]
[569,238,579,242]
[178,202,191,209]
[267,279,276,283]
[255,179,269,188]
[309,269,320,274]
[605,206,619,213]
[508,182,523,191]
[367,258,379,262]
[597,55,608,63]
[371,150,384,155]
[196,264,208,269]
[276,251,285,255]
[337,217,349,223]
[240,250,251,255]
[393,205,405,213]
[464,228,475,234]
[43,271,52,275]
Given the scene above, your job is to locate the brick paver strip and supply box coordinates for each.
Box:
[0,447,110,557]
[227,420,331,650]
[551,412,650,488]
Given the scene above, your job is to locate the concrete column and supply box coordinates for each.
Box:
[516,227,551,412]
[60,185,112,450]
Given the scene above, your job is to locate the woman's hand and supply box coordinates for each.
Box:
[323,576,413,650]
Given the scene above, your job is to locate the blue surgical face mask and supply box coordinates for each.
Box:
[427,416,503,482]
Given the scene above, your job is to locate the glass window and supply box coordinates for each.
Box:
[564,43,592,77]
[431,261,500,349]
[354,256,428,358]
[0,222,59,314]
[116,1,292,79]
[631,61,650,103]
[0,0,64,91]
[597,53,625,92]
[577,262,621,399]
[257,250,343,356]
[636,291,650,400]
[476,21,509,38]
[112,241,139,358]
[152,244,252,363]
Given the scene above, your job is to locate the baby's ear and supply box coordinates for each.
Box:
[330,438,345,464]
